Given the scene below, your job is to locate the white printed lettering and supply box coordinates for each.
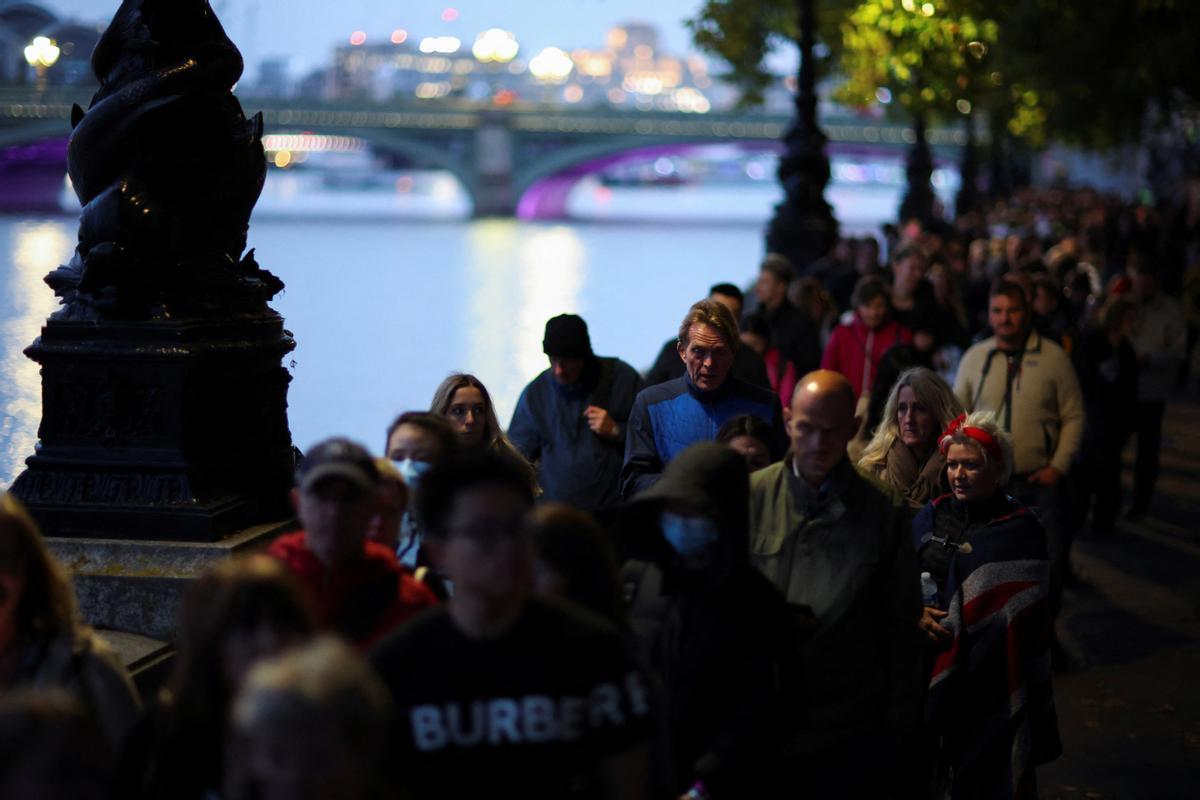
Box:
[625,671,650,716]
[589,683,625,728]
[560,695,585,741]
[487,698,521,744]
[447,702,485,747]
[411,706,447,751]
[522,695,558,743]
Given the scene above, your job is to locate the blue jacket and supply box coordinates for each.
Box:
[620,374,784,499]
[509,356,643,513]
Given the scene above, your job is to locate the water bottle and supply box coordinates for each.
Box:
[920,571,939,607]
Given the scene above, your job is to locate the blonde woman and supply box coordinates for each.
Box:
[858,366,963,508]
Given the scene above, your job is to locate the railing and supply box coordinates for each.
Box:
[0,87,974,147]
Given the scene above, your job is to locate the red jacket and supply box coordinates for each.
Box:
[820,316,911,398]
[266,531,438,649]
[763,347,797,409]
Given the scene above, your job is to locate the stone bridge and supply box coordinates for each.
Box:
[0,88,972,216]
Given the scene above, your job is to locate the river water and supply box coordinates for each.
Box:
[0,181,911,488]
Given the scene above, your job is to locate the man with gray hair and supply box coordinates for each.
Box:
[748,370,922,795]
[621,299,785,498]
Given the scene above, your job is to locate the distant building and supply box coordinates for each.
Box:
[314,21,724,113]
[255,57,294,98]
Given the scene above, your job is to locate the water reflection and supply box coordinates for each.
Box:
[464,222,584,424]
[0,221,71,488]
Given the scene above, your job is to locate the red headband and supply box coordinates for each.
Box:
[938,414,1004,464]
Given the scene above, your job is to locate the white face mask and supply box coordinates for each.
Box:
[393,458,432,488]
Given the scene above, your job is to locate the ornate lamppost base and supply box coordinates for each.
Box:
[10,311,297,542]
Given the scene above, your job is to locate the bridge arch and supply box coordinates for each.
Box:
[513,136,775,219]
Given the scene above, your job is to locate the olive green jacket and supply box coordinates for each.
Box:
[748,458,923,753]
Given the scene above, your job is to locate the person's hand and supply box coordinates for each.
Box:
[1027,465,1062,486]
[585,406,620,440]
[919,606,951,643]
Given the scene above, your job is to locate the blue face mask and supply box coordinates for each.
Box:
[393,458,432,488]
[660,511,719,558]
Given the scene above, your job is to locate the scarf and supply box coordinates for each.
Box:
[880,439,946,509]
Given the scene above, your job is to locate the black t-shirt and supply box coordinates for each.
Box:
[370,597,653,799]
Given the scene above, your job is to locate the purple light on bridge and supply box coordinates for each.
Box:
[517,141,781,220]
[0,137,70,213]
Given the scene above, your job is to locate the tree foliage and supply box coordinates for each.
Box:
[686,0,851,105]
[689,0,1200,149]
[835,1,1003,129]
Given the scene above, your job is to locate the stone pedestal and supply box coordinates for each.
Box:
[10,313,296,541]
[47,519,292,641]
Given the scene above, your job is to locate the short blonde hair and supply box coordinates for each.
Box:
[939,410,1014,484]
[677,299,739,352]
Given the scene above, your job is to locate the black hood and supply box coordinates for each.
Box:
[623,442,750,569]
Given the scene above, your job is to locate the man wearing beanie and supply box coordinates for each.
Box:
[509,314,644,517]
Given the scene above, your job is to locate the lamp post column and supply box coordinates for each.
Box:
[765,0,838,272]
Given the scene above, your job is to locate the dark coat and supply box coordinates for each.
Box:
[622,443,792,798]
[761,299,822,377]
[508,356,643,513]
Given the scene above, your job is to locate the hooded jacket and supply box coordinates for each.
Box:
[622,443,792,798]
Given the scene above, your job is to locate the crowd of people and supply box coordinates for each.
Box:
[1,184,1195,799]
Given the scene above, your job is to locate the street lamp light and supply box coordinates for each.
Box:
[473,29,519,63]
[24,35,61,89]
[25,35,61,68]
[529,47,573,83]
[765,0,838,273]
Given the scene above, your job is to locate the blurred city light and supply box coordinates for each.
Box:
[24,36,60,68]
[529,47,573,83]
[349,31,367,46]
[391,29,408,45]
[441,8,460,22]
[419,36,461,54]
[472,29,519,63]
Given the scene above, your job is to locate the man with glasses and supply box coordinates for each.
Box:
[371,451,653,800]
[621,299,785,499]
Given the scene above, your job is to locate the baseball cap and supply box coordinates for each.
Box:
[295,437,380,493]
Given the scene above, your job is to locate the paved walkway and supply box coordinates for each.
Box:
[1040,398,1200,799]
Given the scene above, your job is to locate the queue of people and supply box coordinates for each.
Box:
[2,184,1195,799]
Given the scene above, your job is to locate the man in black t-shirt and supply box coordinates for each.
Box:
[370,452,652,800]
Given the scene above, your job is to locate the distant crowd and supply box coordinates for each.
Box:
[1,184,1195,799]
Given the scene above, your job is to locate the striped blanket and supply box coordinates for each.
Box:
[915,496,1062,799]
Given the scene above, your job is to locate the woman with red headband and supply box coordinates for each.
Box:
[910,411,1061,799]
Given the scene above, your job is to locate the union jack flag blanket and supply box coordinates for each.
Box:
[912,494,1062,799]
